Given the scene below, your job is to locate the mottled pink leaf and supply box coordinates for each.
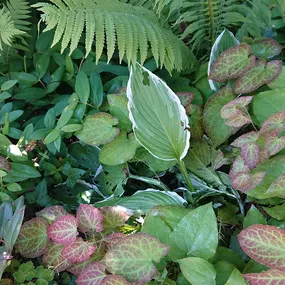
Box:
[241,142,260,169]
[221,96,253,119]
[225,111,252,128]
[62,237,96,263]
[238,224,285,271]
[231,131,259,148]
[47,215,78,245]
[232,172,253,192]
[176,92,195,113]
[36,206,69,223]
[77,204,103,233]
[209,44,255,82]
[252,38,282,58]
[263,60,283,85]
[260,111,285,134]
[264,133,285,156]
[229,155,250,180]
[252,172,266,189]
[266,173,285,197]
[76,262,106,285]
[103,233,170,284]
[259,149,271,164]
[105,233,126,249]
[244,269,285,285]
[101,275,131,285]
[16,217,48,258]
[42,243,70,273]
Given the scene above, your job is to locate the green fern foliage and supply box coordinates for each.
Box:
[33,0,195,72]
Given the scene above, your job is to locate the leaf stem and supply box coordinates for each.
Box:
[178,159,194,203]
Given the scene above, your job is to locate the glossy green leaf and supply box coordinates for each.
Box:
[44,129,60,145]
[263,202,285,221]
[6,182,22,192]
[44,108,56,129]
[14,88,47,101]
[90,72,104,108]
[75,71,90,103]
[127,63,190,161]
[243,205,266,228]
[225,268,247,285]
[35,54,50,79]
[61,124,82,132]
[1,80,17,91]
[268,67,285,89]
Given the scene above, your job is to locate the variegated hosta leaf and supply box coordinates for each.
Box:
[62,237,97,263]
[231,131,259,148]
[76,204,103,233]
[238,224,285,271]
[209,44,255,82]
[105,233,126,249]
[176,92,195,114]
[36,206,69,223]
[241,142,260,169]
[100,206,131,234]
[264,133,285,156]
[232,172,253,192]
[42,243,70,273]
[127,63,190,161]
[76,262,106,285]
[260,111,285,134]
[16,217,48,258]
[47,215,78,245]
[244,269,285,285]
[251,38,282,59]
[221,96,253,119]
[266,173,285,198]
[234,60,282,94]
[101,275,131,285]
[103,233,170,283]
[225,111,252,128]
[229,155,250,180]
[252,172,266,189]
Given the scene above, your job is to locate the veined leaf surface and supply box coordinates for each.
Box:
[126,63,190,161]
[244,269,285,285]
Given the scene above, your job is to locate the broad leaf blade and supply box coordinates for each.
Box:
[244,269,285,285]
[36,206,68,223]
[76,262,106,285]
[127,63,190,161]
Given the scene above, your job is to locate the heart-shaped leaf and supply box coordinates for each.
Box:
[76,262,106,285]
[221,96,253,119]
[47,215,78,245]
[244,269,285,285]
[266,173,285,197]
[36,206,69,223]
[103,233,170,283]
[231,131,259,148]
[99,132,140,166]
[62,237,96,263]
[264,133,285,156]
[101,275,131,285]
[209,44,255,82]
[252,172,266,189]
[16,217,48,258]
[238,224,285,271]
[75,113,120,146]
[203,86,236,147]
[251,38,282,59]
[225,111,251,128]
[105,233,126,249]
[260,111,285,134]
[127,63,190,161]
[232,172,253,192]
[229,156,250,180]
[76,204,103,233]
[241,143,260,169]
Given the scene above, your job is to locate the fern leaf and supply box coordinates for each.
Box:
[33,0,196,72]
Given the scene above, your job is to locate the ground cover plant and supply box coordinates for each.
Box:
[1,0,285,284]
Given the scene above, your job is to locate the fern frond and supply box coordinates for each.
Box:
[0,9,25,50]
[33,0,196,72]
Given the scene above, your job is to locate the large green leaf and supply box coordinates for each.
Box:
[225,268,247,285]
[127,63,190,161]
[178,257,216,285]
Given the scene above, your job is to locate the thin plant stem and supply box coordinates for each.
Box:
[178,160,194,204]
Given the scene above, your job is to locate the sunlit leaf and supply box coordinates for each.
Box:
[232,172,253,192]
[260,111,285,134]
[264,133,285,156]
[241,143,260,169]
[76,204,103,233]
[36,206,69,223]
[16,217,48,258]
[209,44,255,82]
[238,224,285,271]
[252,38,282,59]
[266,173,285,197]
[244,269,285,285]
[126,63,190,161]
[47,215,78,245]
[225,268,247,285]
[76,262,106,285]
[103,233,170,283]
[101,275,131,285]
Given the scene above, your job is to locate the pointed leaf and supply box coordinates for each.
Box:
[252,38,282,59]
[266,173,285,197]
[101,275,131,285]
[261,111,285,134]
[36,206,69,223]
[225,268,247,285]
[241,142,260,169]
[244,269,285,285]
[47,215,78,245]
[62,237,96,263]
[209,44,255,82]
[16,217,48,258]
[203,86,236,147]
[231,131,259,148]
[42,243,70,273]
[75,113,120,146]
[76,204,103,233]
[229,156,250,179]
[263,202,285,221]
[238,224,285,271]
[103,233,170,283]
[126,63,190,161]
[264,133,285,156]
[75,71,90,103]
[252,172,266,189]
[221,96,253,119]
[243,205,266,229]
[232,172,253,192]
[76,262,106,285]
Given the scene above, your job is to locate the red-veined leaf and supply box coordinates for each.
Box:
[209,44,255,82]
[176,92,195,113]
[252,172,266,189]
[266,173,285,197]
[76,262,106,285]
[241,142,260,169]
[76,204,103,233]
[103,233,170,283]
[264,133,285,156]
[225,112,251,128]
[232,172,253,192]
[36,206,69,223]
[62,237,97,263]
[101,275,131,285]
[263,60,283,84]
[244,269,285,285]
[231,131,259,148]
[261,111,285,134]
[252,38,282,58]
[42,243,70,273]
[47,215,78,245]
[229,155,250,179]
[16,217,48,258]
[221,96,253,119]
[259,149,271,164]
[239,224,285,271]
[105,233,126,249]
